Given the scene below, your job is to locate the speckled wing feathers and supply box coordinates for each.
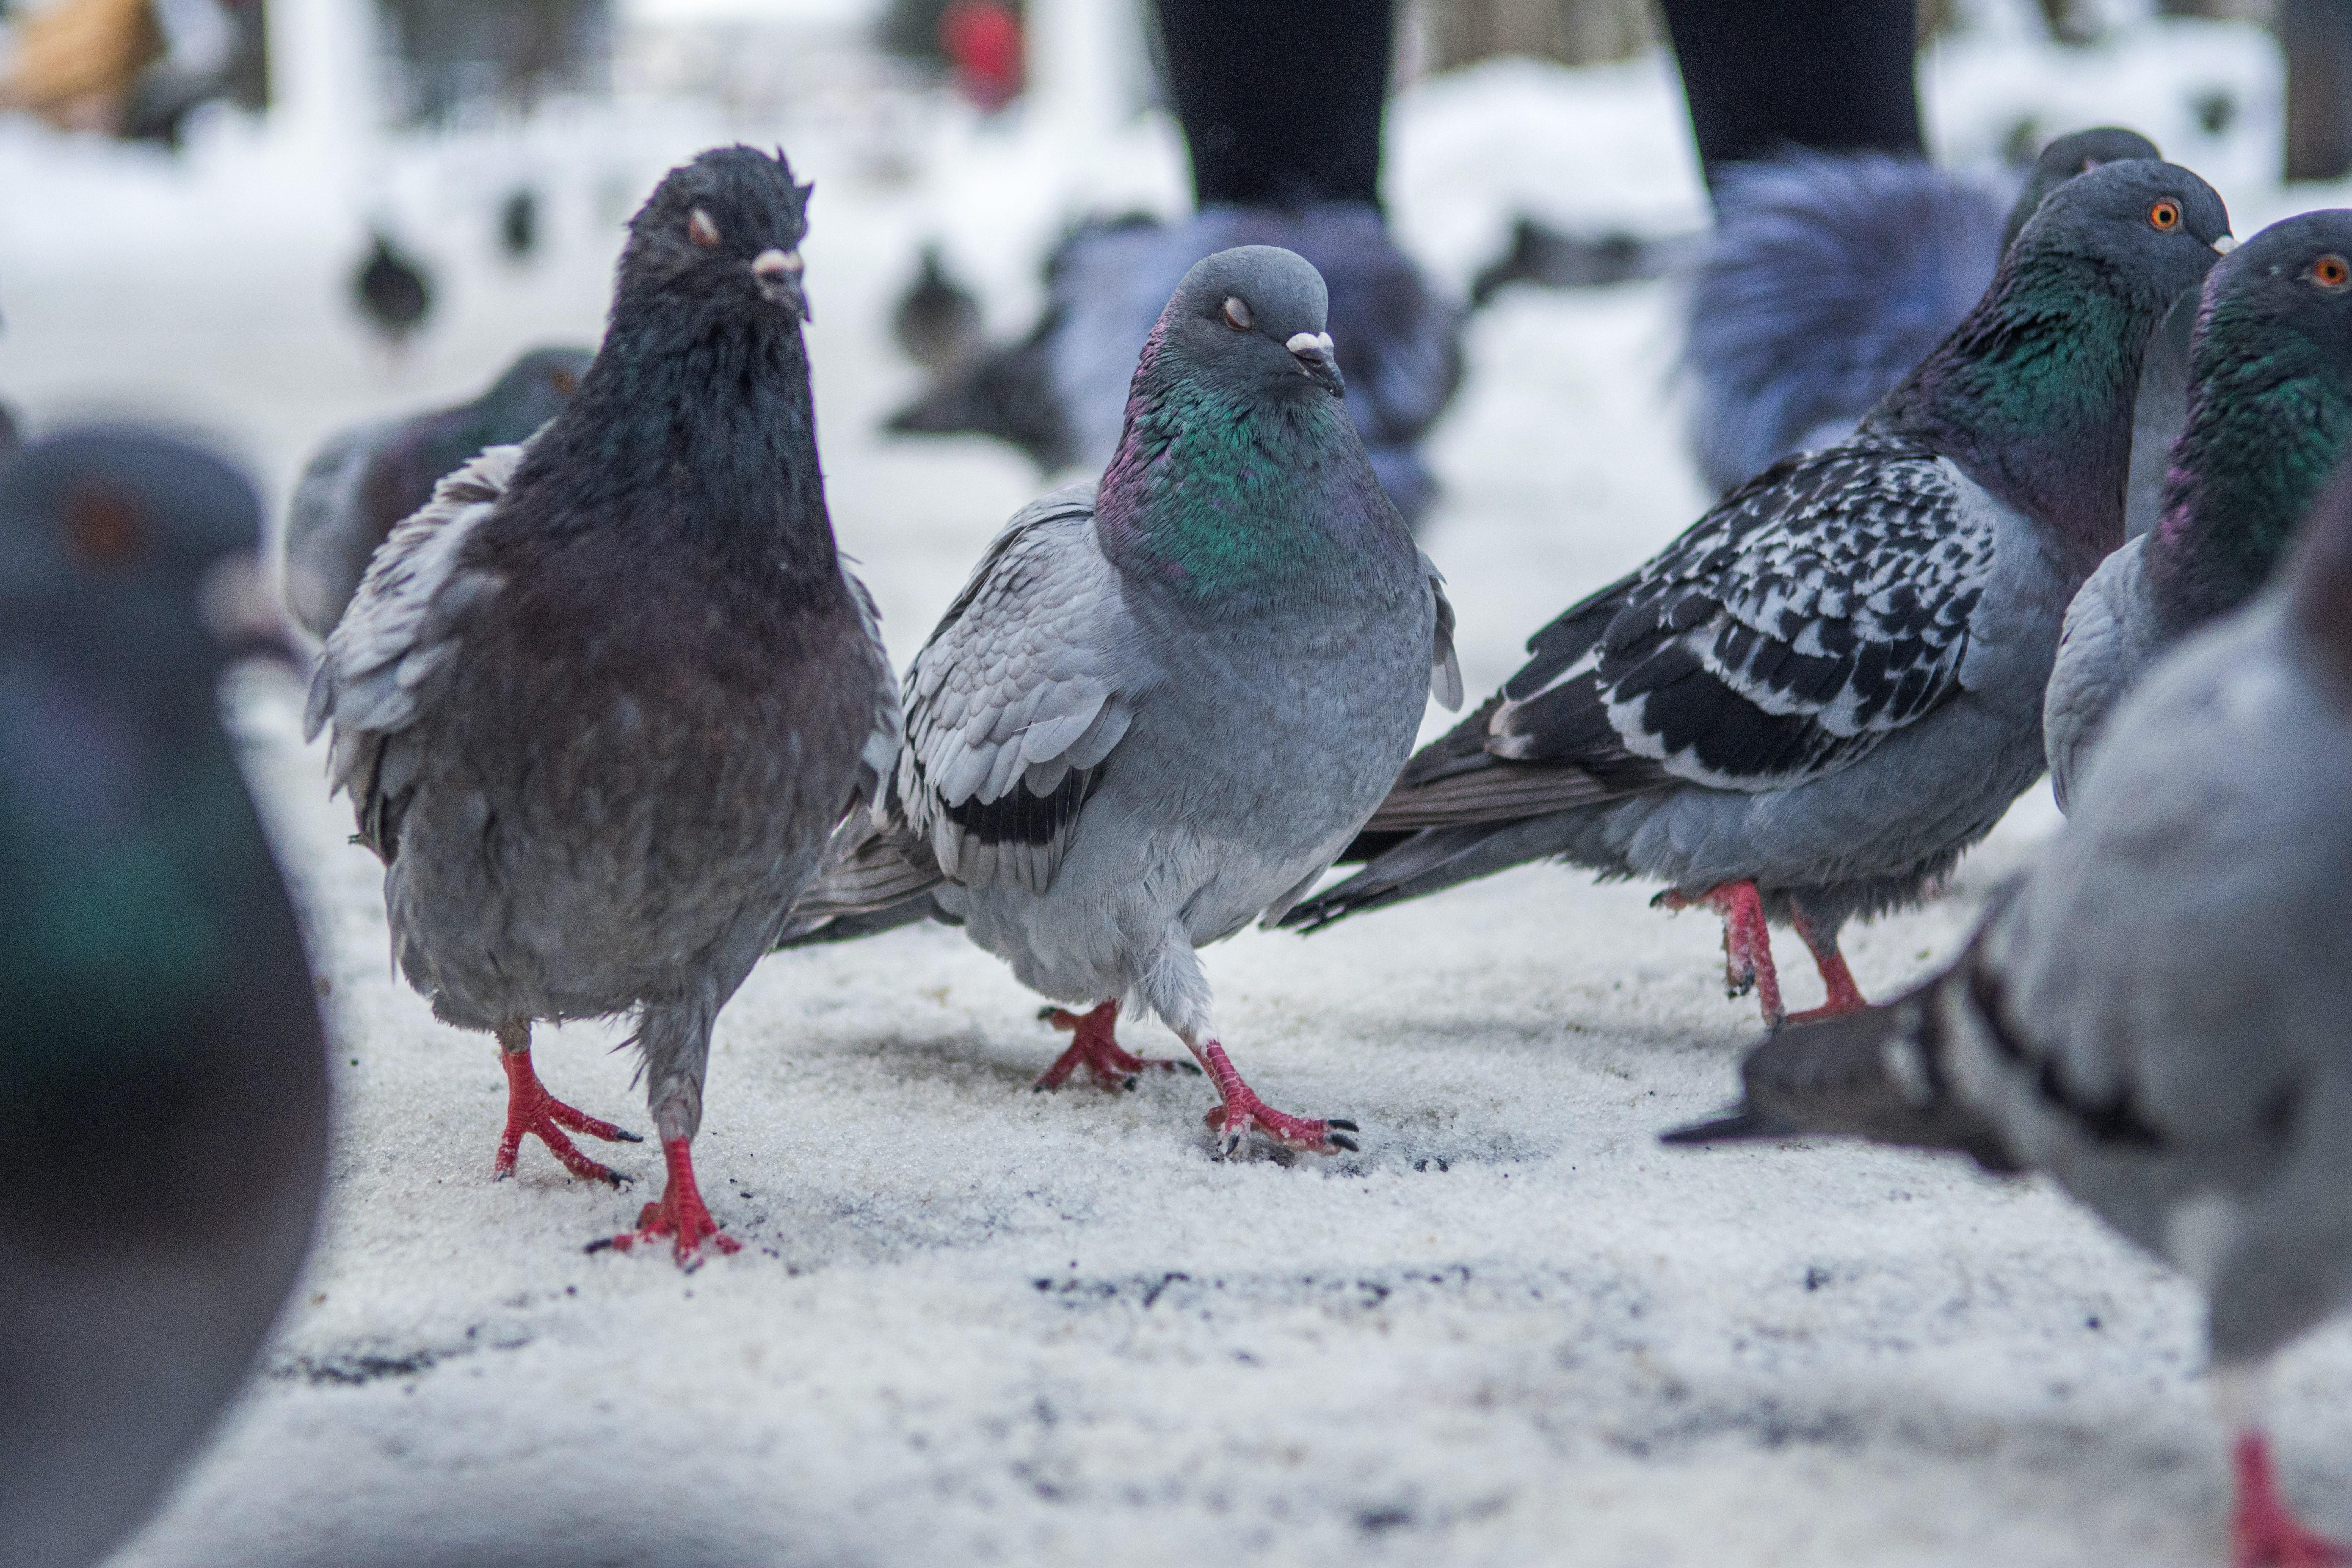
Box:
[302,441,518,859]
[891,481,1149,895]
[1492,439,1993,791]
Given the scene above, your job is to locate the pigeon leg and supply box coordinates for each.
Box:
[1185,1036,1359,1158]
[1034,1000,1197,1091]
[1659,882,1786,1023]
[493,1021,641,1185]
[593,1137,740,1268]
[1786,907,1870,1024]
[2231,1431,2349,1567]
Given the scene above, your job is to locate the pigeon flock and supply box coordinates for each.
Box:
[13,121,2352,1566]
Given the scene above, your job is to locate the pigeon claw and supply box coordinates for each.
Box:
[1034,1001,1196,1091]
[2232,1432,2350,1567]
[1192,1039,1357,1156]
[495,1045,641,1186]
[594,1137,740,1269]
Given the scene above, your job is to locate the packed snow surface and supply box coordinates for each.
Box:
[2,18,2347,1566]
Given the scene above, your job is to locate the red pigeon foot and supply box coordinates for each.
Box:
[2233,1432,2350,1568]
[494,1043,640,1185]
[591,1138,739,1268]
[1659,880,1786,1023]
[1784,907,1871,1024]
[1034,1000,1197,1090]
[1192,1039,1356,1156]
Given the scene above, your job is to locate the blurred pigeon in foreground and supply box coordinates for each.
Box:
[282,345,593,640]
[307,147,897,1264]
[892,243,984,372]
[1681,130,2173,510]
[2047,210,2352,811]
[787,246,1459,1155]
[0,430,328,1568]
[1286,163,2231,1026]
[889,204,1463,527]
[1667,461,2352,1568]
[353,229,433,349]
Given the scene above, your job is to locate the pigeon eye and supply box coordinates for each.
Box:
[2147,198,2182,232]
[688,209,723,249]
[1221,296,1253,332]
[2311,254,2352,291]
[64,489,146,568]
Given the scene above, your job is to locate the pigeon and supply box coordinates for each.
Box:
[1665,458,2352,1568]
[887,204,1463,528]
[353,229,433,349]
[786,245,1461,1155]
[1284,161,2232,1027]
[499,186,539,261]
[306,147,898,1264]
[282,345,595,641]
[2047,209,2352,812]
[0,429,328,1568]
[1681,129,2164,498]
[892,242,984,372]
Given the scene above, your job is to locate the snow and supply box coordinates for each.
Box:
[3,16,2349,1564]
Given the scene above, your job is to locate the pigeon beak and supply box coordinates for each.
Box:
[197,551,300,667]
[1285,330,1343,396]
[753,248,809,319]
[2212,234,2238,256]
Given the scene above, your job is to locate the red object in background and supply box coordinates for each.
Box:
[941,0,1021,111]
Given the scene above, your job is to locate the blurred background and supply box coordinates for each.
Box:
[0,0,2327,583]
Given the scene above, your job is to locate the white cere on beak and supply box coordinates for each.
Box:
[752,248,803,278]
[2212,234,2238,255]
[1286,330,1335,359]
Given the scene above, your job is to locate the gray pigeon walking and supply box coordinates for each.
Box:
[307,147,897,1264]
[282,345,593,641]
[1285,161,2231,1027]
[1665,458,2352,1568]
[2046,208,2352,811]
[788,245,1460,1155]
[0,430,328,1568]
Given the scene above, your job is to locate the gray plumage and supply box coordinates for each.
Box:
[1667,460,2352,1553]
[306,147,897,1261]
[281,345,593,641]
[1289,162,2232,1024]
[791,245,1459,1154]
[0,430,327,1568]
[2047,207,2352,811]
[887,204,1463,528]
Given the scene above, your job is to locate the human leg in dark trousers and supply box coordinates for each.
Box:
[1155,0,1393,208]
[1657,0,1924,194]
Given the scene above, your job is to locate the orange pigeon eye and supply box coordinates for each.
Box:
[2148,198,2182,231]
[2311,254,2352,290]
[687,208,722,248]
[1222,296,1254,331]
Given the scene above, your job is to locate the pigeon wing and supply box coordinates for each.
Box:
[889,480,1151,895]
[302,441,517,862]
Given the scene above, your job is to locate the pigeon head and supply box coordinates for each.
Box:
[2151,209,2352,630]
[1155,245,1344,402]
[618,145,813,321]
[1873,160,2229,551]
[2009,158,2232,307]
[2000,127,2162,251]
[0,428,278,689]
[483,345,594,427]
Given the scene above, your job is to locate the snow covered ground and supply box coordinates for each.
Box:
[5,16,2350,1565]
